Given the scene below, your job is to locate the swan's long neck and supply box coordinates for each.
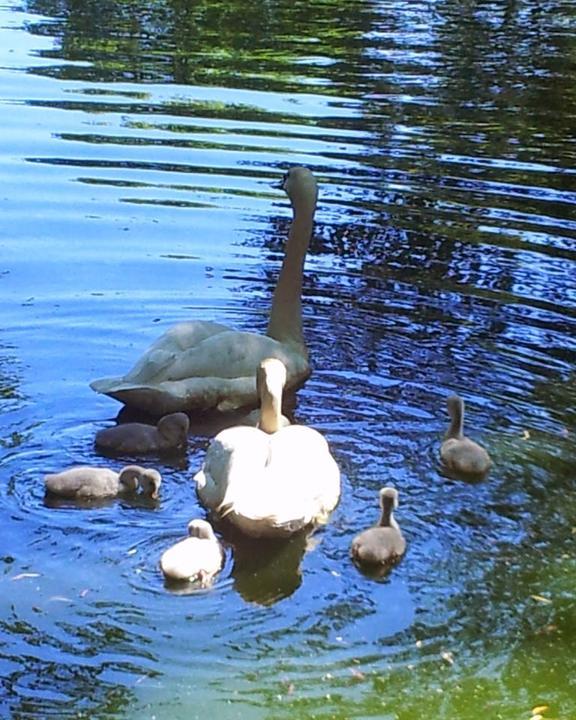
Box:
[445,398,465,440]
[259,391,283,434]
[379,496,399,530]
[266,203,315,350]
[258,365,285,434]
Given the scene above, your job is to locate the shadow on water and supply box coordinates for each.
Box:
[42,491,161,512]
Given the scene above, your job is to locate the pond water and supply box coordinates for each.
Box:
[1,0,575,717]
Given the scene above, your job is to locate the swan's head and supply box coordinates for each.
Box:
[158,412,190,446]
[187,518,217,541]
[138,468,162,498]
[379,486,399,511]
[281,167,318,213]
[256,357,288,434]
[118,465,146,493]
[257,357,287,400]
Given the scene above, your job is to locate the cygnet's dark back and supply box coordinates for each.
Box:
[441,394,492,477]
[44,465,135,499]
[351,487,406,566]
[95,412,189,453]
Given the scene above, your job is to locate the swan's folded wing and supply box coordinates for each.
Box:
[195,426,270,510]
[268,426,341,512]
[226,452,341,537]
[90,320,232,396]
[90,326,309,415]
[89,375,258,416]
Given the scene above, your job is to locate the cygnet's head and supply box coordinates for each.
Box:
[118,465,146,493]
[158,412,190,445]
[281,166,318,212]
[379,486,399,510]
[187,519,216,541]
[138,468,162,498]
[446,394,464,416]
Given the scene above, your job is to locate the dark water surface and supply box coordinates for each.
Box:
[1,0,575,717]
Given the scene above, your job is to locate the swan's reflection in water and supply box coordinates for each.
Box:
[226,524,309,606]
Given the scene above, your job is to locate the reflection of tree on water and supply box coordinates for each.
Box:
[25,0,374,92]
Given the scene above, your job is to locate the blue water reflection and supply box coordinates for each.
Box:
[1,0,575,717]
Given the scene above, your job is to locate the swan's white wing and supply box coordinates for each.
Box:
[161,331,284,381]
[125,322,234,382]
[269,426,341,514]
[91,328,309,415]
[224,426,341,537]
[92,375,258,416]
[194,426,270,510]
[91,320,229,391]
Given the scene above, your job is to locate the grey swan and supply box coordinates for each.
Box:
[194,357,340,538]
[351,487,406,566]
[90,167,318,416]
[440,394,492,478]
[160,519,224,586]
[95,412,189,454]
[44,464,161,499]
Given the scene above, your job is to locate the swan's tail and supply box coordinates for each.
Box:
[217,487,312,534]
[90,376,126,394]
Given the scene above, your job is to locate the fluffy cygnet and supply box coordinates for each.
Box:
[160,519,224,586]
[95,412,189,454]
[44,464,161,499]
[440,394,492,478]
[351,487,406,566]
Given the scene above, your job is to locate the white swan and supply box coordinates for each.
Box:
[44,464,162,499]
[194,357,341,538]
[440,394,492,478]
[160,519,224,586]
[351,487,406,566]
[90,166,318,416]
